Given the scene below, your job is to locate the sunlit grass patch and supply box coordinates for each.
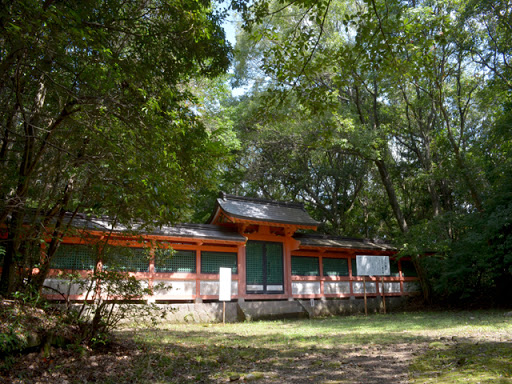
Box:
[118,311,510,383]
[410,341,512,384]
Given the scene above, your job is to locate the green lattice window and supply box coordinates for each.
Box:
[322,258,349,277]
[266,242,283,285]
[401,260,418,277]
[351,258,358,276]
[51,244,96,270]
[246,241,283,293]
[291,256,319,276]
[103,247,149,272]
[390,259,400,277]
[155,250,196,273]
[201,251,237,274]
[246,242,263,285]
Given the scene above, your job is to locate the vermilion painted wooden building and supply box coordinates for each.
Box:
[36,193,419,302]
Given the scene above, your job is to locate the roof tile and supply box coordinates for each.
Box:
[215,193,319,227]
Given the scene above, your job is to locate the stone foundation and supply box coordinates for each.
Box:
[298,296,413,317]
[114,295,421,324]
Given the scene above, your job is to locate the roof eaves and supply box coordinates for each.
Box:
[220,211,318,228]
[63,214,245,243]
[294,233,396,251]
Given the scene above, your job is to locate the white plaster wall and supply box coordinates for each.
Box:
[292,281,321,295]
[43,278,92,296]
[200,281,238,296]
[378,282,401,294]
[247,284,264,292]
[324,281,351,295]
[266,285,284,292]
[352,281,377,294]
[153,280,196,296]
[98,279,149,294]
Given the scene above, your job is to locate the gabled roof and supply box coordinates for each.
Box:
[293,233,395,251]
[208,193,319,228]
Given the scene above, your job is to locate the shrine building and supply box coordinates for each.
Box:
[39,193,419,319]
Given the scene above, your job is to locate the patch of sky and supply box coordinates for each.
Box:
[219,1,250,97]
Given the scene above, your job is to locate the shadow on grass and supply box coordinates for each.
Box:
[8,338,509,384]
[115,331,423,383]
[293,310,511,333]
[132,326,431,348]
[5,311,511,384]
[104,327,437,383]
[410,340,512,384]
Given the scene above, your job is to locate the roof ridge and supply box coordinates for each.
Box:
[219,192,306,210]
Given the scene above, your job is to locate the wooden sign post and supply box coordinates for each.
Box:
[356,256,390,316]
[381,276,386,314]
[363,276,367,316]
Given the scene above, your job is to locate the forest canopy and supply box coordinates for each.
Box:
[221,0,512,303]
[0,0,234,294]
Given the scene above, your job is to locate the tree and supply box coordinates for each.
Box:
[228,0,511,303]
[218,90,393,237]
[0,0,233,295]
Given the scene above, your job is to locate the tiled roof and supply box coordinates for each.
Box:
[212,193,319,227]
[150,224,246,242]
[64,213,246,242]
[294,233,395,251]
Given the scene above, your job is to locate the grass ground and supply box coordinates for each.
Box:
[3,310,512,383]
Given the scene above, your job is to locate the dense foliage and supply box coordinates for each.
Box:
[0,0,234,294]
[222,0,512,304]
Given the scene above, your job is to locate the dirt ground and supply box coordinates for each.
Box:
[2,334,427,384]
[233,342,427,384]
[2,312,511,384]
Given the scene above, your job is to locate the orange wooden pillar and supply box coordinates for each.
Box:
[283,234,300,299]
[319,255,324,297]
[283,239,292,299]
[195,248,201,302]
[348,254,354,297]
[237,243,246,300]
[147,243,155,300]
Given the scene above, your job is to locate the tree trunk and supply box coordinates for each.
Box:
[0,211,22,295]
[374,158,409,233]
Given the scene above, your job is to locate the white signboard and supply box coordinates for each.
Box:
[356,255,390,276]
[218,267,232,301]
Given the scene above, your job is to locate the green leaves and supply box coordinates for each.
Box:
[227,0,512,303]
[0,0,237,294]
